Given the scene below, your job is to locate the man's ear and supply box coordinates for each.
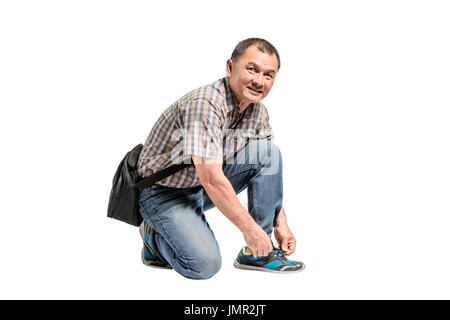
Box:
[225,59,234,78]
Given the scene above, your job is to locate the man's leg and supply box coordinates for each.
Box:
[203,139,304,273]
[139,186,222,280]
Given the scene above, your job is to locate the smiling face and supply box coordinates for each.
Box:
[226,45,279,110]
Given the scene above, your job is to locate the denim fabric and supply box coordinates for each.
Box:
[138,139,283,279]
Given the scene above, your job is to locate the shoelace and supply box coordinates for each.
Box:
[270,248,288,261]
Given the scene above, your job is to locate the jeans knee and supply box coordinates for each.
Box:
[201,256,222,279]
[249,139,282,175]
[187,253,222,280]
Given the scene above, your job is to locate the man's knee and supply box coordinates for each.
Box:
[187,250,222,280]
[247,139,282,175]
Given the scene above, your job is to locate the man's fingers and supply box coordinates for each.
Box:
[289,238,296,251]
[248,237,273,258]
[253,247,270,258]
[281,238,289,252]
[283,239,296,255]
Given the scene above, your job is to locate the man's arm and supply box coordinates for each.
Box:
[192,155,273,258]
[274,206,297,255]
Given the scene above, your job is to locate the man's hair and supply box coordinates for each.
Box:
[230,38,281,70]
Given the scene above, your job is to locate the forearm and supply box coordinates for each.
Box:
[192,155,273,256]
[202,174,258,234]
[275,205,288,227]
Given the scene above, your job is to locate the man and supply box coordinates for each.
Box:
[137,38,305,279]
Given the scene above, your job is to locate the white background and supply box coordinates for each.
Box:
[1,0,449,299]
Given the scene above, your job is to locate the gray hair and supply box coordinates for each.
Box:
[230,38,280,70]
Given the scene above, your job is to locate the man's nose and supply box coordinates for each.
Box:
[252,72,264,88]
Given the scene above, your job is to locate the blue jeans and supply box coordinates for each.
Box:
[138,139,283,279]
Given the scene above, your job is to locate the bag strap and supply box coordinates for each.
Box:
[133,162,192,190]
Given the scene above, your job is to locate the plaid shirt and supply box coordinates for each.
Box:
[137,77,273,188]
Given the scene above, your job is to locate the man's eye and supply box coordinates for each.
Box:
[247,67,256,72]
[265,74,273,79]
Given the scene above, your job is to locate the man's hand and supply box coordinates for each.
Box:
[243,224,273,258]
[274,224,296,256]
[274,206,296,255]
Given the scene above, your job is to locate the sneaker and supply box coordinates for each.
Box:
[233,247,305,273]
[139,222,172,269]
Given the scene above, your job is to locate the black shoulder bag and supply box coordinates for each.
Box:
[106,144,191,226]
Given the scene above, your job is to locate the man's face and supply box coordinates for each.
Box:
[226,45,278,108]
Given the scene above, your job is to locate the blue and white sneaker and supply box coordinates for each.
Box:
[233,247,305,273]
[139,222,172,269]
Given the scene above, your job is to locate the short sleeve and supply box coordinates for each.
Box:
[178,98,224,161]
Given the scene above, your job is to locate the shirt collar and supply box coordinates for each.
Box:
[223,77,251,119]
